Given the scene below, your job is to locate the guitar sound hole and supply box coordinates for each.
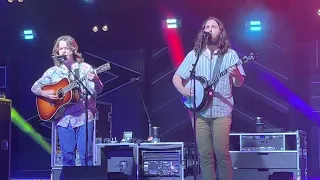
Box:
[57,91,64,98]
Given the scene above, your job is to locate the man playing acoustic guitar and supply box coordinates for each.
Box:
[31,35,104,166]
[172,17,245,180]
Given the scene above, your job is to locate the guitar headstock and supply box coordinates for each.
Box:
[95,62,111,74]
[242,53,258,64]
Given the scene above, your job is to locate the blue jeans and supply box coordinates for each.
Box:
[57,121,94,166]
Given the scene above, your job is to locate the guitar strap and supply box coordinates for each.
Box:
[74,69,80,80]
[74,63,80,80]
[72,64,81,102]
[211,54,224,88]
[67,63,80,83]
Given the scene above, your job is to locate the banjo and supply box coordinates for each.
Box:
[181,53,257,112]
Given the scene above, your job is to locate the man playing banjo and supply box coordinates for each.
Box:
[172,17,245,180]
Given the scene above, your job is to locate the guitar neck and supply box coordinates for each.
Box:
[58,62,110,95]
[208,60,243,86]
[62,82,78,93]
[60,72,91,94]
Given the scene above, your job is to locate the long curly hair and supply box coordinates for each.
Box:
[51,35,84,66]
[194,17,231,56]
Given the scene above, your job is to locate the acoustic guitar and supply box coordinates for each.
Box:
[36,62,111,121]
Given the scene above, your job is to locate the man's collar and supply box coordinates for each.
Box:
[201,49,218,59]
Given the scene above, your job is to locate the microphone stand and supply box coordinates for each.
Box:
[189,34,207,180]
[139,81,152,137]
[131,77,152,137]
[59,58,93,167]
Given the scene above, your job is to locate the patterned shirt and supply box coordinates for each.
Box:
[175,48,245,118]
[31,62,103,128]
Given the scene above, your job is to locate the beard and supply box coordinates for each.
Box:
[207,33,220,45]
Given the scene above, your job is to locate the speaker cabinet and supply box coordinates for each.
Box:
[229,131,307,180]
[0,98,11,180]
[95,101,112,141]
[95,143,138,179]
[230,151,307,180]
[52,166,108,180]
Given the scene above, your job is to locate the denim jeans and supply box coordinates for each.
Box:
[57,121,94,166]
[193,116,233,180]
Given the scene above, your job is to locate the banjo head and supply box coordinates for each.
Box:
[182,77,207,110]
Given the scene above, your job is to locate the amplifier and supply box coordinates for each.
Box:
[141,150,181,177]
[0,98,11,180]
[183,142,196,171]
[229,130,306,152]
[52,166,108,180]
[95,101,112,142]
[232,169,298,180]
[94,142,185,179]
[229,131,307,180]
[139,142,184,179]
[95,143,139,179]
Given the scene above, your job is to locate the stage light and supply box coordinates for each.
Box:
[18,0,23,2]
[166,19,178,28]
[8,0,13,3]
[84,0,94,4]
[102,25,108,31]
[250,21,261,26]
[24,35,34,40]
[317,9,320,16]
[167,24,178,29]
[250,26,262,31]
[249,21,261,31]
[22,29,35,40]
[24,30,33,35]
[163,19,181,29]
[166,19,177,24]
[92,26,98,32]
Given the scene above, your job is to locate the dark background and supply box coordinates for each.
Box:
[1,0,320,178]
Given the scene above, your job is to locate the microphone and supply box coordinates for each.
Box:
[203,31,212,39]
[51,54,67,62]
[130,77,141,82]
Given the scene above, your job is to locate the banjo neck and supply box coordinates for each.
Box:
[207,60,243,87]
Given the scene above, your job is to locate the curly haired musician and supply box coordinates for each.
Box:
[31,35,104,166]
[172,17,245,180]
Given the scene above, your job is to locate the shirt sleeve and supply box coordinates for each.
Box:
[83,63,104,97]
[175,50,195,79]
[31,67,55,94]
[230,50,246,76]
